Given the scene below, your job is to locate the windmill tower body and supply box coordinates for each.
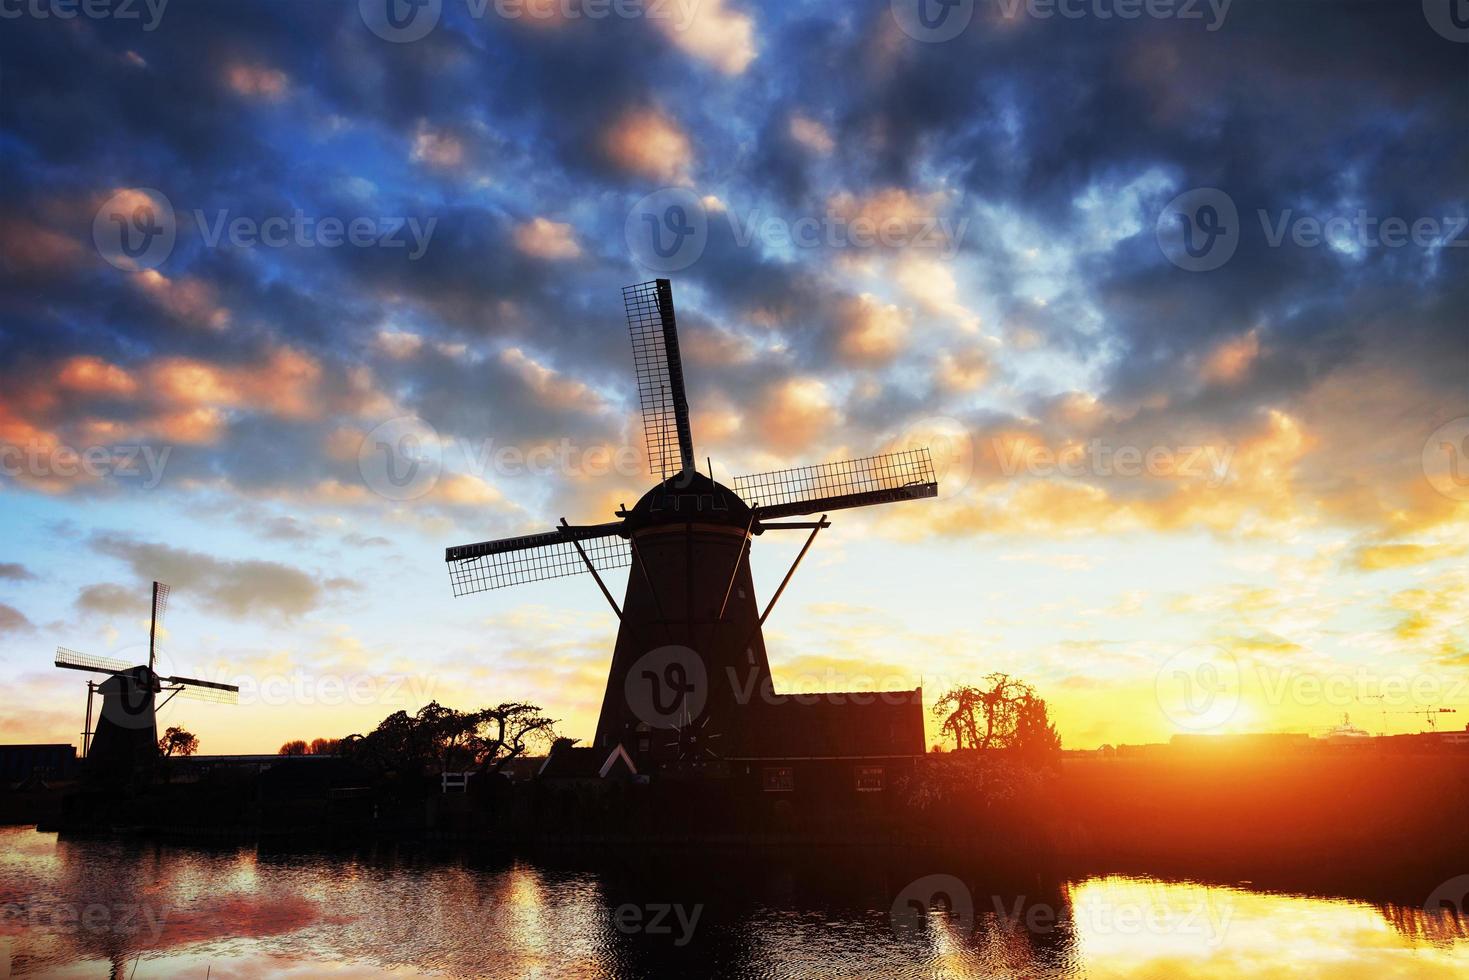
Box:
[89,666,161,774]
[446,280,937,776]
[594,476,775,762]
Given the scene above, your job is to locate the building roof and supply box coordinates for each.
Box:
[538,743,638,779]
[729,690,926,759]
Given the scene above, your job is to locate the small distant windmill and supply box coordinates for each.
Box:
[55,581,238,774]
[445,279,938,770]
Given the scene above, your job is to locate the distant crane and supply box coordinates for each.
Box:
[1386,707,1458,733]
[1360,696,1459,735]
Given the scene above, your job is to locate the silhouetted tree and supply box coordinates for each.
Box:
[340,701,558,777]
[1014,693,1062,764]
[934,673,1037,750]
[277,738,340,755]
[910,677,1062,813]
[475,702,558,773]
[158,727,198,757]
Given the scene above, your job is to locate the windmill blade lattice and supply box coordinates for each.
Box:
[446,525,631,596]
[54,647,132,675]
[149,581,170,666]
[735,449,938,520]
[165,676,240,704]
[625,279,694,478]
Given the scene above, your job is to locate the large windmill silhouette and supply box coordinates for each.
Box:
[446,280,935,771]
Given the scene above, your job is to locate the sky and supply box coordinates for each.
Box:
[0,0,1466,754]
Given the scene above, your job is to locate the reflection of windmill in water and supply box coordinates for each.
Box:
[55,581,238,776]
[446,280,935,776]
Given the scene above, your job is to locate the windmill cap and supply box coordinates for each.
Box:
[625,470,752,530]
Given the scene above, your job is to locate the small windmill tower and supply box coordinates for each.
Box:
[446,280,936,772]
[55,581,238,777]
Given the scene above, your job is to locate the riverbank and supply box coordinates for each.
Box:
[20,737,1468,886]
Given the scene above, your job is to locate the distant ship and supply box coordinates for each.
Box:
[1322,714,1373,741]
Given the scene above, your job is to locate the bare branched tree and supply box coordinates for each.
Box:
[158,726,199,757]
[934,673,1034,750]
[933,674,1061,759]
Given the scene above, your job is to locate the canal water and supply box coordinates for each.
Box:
[2,826,1466,977]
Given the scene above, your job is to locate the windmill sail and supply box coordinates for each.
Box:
[445,522,631,596]
[163,674,239,704]
[55,647,132,675]
[735,449,938,521]
[149,581,170,670]
[625,279,695,478]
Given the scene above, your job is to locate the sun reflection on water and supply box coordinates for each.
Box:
[1067,876,1469,979]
